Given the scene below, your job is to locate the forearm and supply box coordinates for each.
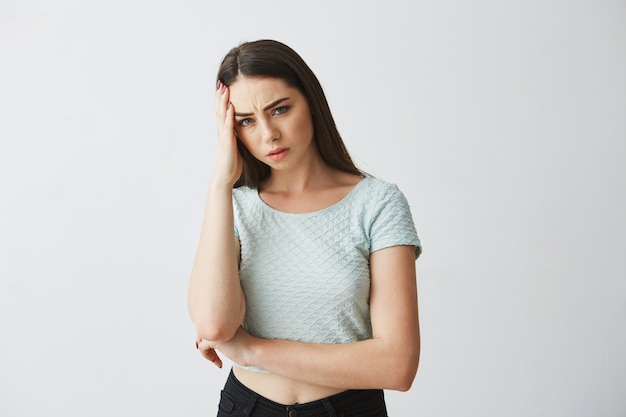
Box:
[215,246,421,390]
[246,335,419,391]
[188,180,244,342]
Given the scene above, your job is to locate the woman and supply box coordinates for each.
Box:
[188,39,421,417]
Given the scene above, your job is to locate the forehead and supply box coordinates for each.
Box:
[229,76,300,110]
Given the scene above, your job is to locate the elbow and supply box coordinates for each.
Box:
[387,349,420,392]
[188,297,245,343]
[389,365,418,392]
[189,305,242,343]
[194,320,239,343]
[392,374,417,392]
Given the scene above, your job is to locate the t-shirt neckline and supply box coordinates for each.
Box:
[254,177,370,216]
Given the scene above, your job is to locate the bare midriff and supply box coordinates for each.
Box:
[233,367,346,405]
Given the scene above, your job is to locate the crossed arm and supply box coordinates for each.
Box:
[193,242,420,392]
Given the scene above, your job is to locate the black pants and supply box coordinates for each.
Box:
[217,369,388,417]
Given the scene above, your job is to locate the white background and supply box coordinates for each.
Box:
[1,1,625,416]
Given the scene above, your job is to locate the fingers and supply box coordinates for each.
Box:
[215,81,231,121]
[202,347,223,368]
[206,348,223,368]
[196,338,223,368]
[211,81,242,185]
[215,80,236,139]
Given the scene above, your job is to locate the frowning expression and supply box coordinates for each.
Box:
[229,76,315,168]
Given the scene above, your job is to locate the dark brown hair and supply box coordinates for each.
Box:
[217,39,363,188]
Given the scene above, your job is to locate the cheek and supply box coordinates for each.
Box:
[293,112,314,138]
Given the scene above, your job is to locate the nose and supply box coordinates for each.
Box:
[259,119,279,144]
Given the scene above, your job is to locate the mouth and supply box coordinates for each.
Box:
[267,148,290,161]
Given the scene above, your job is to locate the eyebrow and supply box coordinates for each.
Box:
[234,97,290,117]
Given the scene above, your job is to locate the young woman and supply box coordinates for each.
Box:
[188,39,422,417]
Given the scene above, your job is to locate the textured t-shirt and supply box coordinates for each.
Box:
[232,177,421,371]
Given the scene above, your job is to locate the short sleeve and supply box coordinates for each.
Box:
[368,184,421,259]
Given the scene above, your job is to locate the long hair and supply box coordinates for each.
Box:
[216,39,363,188]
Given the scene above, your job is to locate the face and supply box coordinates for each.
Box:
[229,76,316,170]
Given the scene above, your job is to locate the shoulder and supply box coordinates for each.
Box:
[359,177,421,258]
[232,185,257,200]
[352,177,415,223]
[232,186,259,214]
[356,177,416,227]
[355,176,408,203]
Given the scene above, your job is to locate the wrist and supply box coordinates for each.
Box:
[208,177,235,193]
[244,335,264,369]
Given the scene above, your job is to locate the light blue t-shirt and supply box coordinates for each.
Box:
[232,177,421,371]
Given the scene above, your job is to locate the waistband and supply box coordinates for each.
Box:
[223,368,386,417]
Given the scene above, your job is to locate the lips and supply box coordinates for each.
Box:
[267,148,289,161]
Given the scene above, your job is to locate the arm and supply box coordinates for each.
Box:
[188,82,245,343]
[218,245,420,391]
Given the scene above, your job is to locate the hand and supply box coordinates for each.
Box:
[214,326,255,367]
[212,81,243,187]
[196,336,223,368]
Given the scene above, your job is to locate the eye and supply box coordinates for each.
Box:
[273,106,289,115]
[238,118,253,127]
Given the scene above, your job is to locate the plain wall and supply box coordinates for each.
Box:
[1,0,625,416]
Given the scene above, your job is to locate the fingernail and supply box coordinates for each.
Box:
[195,341,198,349]
[227,101,231,109]
[216,80,221,90]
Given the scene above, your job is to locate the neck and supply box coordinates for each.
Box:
[262,154,336,194]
